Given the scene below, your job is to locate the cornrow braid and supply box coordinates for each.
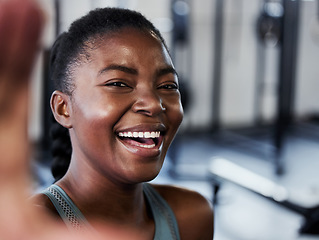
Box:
[49,33,72,182]
[50,114,72,182]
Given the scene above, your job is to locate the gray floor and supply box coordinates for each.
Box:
[152,125,319,240]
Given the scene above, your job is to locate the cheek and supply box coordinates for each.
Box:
[73,92,126,123]
[70,104,121,160]
[167,101,184,131]
[89,110,121,132]
[162,104,183,154]
[71,99,121,140]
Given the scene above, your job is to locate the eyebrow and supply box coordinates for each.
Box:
[98,64,138,76]
[98,64,178,78]
[156,67,178,78]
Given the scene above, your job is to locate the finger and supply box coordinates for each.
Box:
[0,0,44,114]
[0,0,44,78]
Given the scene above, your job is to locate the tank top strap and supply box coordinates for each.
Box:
[42,184,92,231]
[143,183,180,240]
[43,183,180,239]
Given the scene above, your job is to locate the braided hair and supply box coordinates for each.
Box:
[49,7,169,182]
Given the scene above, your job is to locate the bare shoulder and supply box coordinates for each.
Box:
[29,192,52,208]
[29,193,61,220]
[151,184,214,240]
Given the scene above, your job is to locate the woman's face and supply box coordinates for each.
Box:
[68,28,183,184]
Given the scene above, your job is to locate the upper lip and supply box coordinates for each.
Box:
[116,123,166,135]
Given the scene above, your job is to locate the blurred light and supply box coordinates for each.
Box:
[209,157,288,201]
[264,2,284,18]
[173,1,189,16]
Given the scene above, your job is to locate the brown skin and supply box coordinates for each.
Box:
[0,0,180,239]
[34,28,214,239]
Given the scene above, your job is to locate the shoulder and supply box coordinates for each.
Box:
[29,192,62,221]
[151,184,214,240]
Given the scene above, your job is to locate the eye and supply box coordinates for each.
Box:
[158,82,179,90]
[105,81,130,88]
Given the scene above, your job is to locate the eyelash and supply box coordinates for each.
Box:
[105,81,130,88]
[158,83,179,90]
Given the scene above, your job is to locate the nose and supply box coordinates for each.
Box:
[132,89,166,116]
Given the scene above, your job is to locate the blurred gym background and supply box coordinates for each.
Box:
[30,0,319,239]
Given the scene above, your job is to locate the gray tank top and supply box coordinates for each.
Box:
[42,183,180,240]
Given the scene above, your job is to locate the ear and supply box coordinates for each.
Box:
[50,90,72,128]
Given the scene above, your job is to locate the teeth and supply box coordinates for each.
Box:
[118,131,160,138]
[137,143,156,148]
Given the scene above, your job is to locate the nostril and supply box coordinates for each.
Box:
[136,109,150,115]
[132,98,165,116]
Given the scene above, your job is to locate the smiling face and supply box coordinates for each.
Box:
[65,28,183,184]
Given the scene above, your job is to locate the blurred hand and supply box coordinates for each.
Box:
[0,0,43,177]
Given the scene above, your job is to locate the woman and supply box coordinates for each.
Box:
[33,7,213,239]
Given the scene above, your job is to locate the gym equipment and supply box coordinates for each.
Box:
[209,158,319,235]
[167,0,191,177]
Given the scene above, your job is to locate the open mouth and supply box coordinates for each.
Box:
[117,131,162,149]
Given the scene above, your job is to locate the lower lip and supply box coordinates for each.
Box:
[117,136,164,158]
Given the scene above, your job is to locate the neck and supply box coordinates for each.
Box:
[56,163,150,226]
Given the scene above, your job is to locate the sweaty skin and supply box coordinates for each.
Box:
[36,27,213,240]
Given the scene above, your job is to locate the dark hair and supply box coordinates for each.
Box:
[50,7,169,182]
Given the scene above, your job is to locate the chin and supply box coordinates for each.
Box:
[125,164,162,184]
[143,171,161,182]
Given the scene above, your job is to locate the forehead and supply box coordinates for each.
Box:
[86,28,173,69]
